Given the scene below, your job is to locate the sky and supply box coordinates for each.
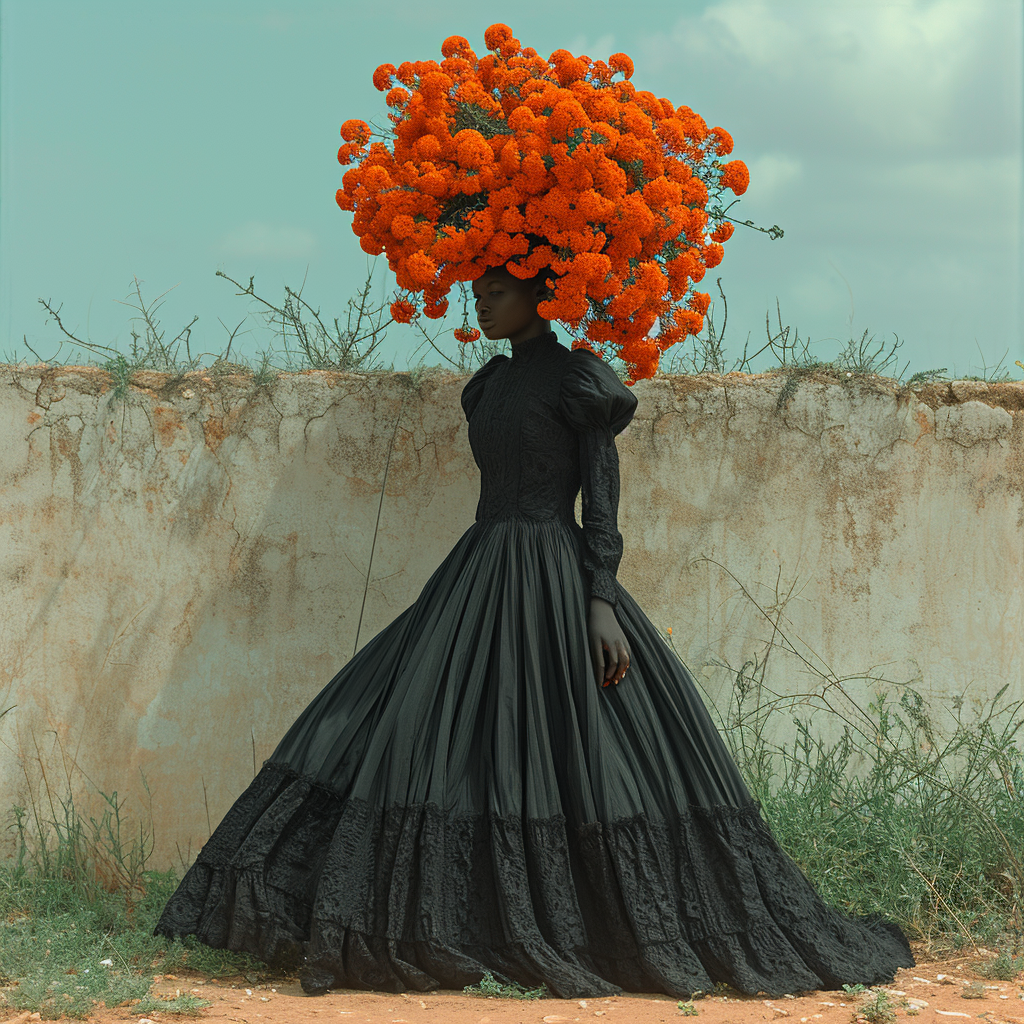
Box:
[1,0,1021,379]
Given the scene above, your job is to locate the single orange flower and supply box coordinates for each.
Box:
[390,299,417,323]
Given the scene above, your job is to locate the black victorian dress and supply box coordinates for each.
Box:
[155,330,913,998]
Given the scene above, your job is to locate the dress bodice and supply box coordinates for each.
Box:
[461,330,637,606]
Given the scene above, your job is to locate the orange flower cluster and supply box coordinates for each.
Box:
[336,24,749,383]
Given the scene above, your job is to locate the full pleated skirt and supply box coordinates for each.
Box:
[154,516,913,997]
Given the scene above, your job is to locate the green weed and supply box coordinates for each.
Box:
[0,956,152,1020]
[858,988,897,1024]
[678,999,699,1014]
[752,684,1024,944]
[462,970,548,999]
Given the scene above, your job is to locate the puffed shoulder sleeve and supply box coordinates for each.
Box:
[460,354,508,423]
[558,350,638,610]
[558,348,638,435]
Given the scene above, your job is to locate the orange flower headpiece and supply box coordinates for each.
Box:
[335,24,749,383]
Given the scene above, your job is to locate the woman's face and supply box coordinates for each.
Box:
[472,268,548,346]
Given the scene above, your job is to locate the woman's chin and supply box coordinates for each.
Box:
[479,324,502,341]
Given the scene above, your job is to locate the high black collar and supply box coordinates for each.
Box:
[509,330,558,363]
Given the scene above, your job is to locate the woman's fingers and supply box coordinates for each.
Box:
[604,641,631,685]
[598,638,614,679]
[614,641,630,683]
[593,638,632,688]
[591,636,607,686]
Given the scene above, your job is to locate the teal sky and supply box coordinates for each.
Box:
[1,0,1021,378]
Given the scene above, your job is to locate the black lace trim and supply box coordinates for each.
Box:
[154,761,913,998]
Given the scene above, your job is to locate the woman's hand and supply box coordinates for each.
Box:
[588,597,631,687]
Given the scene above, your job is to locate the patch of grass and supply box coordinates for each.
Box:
[974,948,1024,980]
[0,957,152,1020]
[671,562,1024,950]
[751,685,1024,945]
[462,970,548,999]
[157,934,267,980]
[0,859,266,1019]
[134,991,211,1015]
[0,757,275,1019]
[677,999,699,1014]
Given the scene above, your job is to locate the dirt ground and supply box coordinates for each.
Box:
[3,948,1023,1024]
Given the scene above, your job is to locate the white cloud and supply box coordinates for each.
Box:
[215,222,319,260]
[653,0,984,78]
[637,0,1018,156]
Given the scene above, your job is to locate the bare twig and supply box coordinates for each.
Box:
[216,265,394,372]
[352,393,407,657]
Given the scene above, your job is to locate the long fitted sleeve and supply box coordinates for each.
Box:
[576,427,625,606]
[557,350,638,610]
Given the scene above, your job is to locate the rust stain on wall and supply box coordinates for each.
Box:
[203,415,227,451]
[153,405,184,447]
[913,406,934,442]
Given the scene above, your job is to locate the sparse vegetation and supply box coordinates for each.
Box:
[974,948,1024,980]
[856,988,898,1024]
[462,969,548,999]
[10,261,495,392]
[0,746,272,1019]
[668,561,1024,953]
[5,260,1021,390]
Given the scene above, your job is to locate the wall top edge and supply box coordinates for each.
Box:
[2,363,1023,415]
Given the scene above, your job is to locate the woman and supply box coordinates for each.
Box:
[154,262,914,999]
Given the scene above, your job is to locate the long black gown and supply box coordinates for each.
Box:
[154,329,914,998]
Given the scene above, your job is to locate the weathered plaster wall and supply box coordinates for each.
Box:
[1,362,1021,867]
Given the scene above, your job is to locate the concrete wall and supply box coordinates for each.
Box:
[1,362,1021,868]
